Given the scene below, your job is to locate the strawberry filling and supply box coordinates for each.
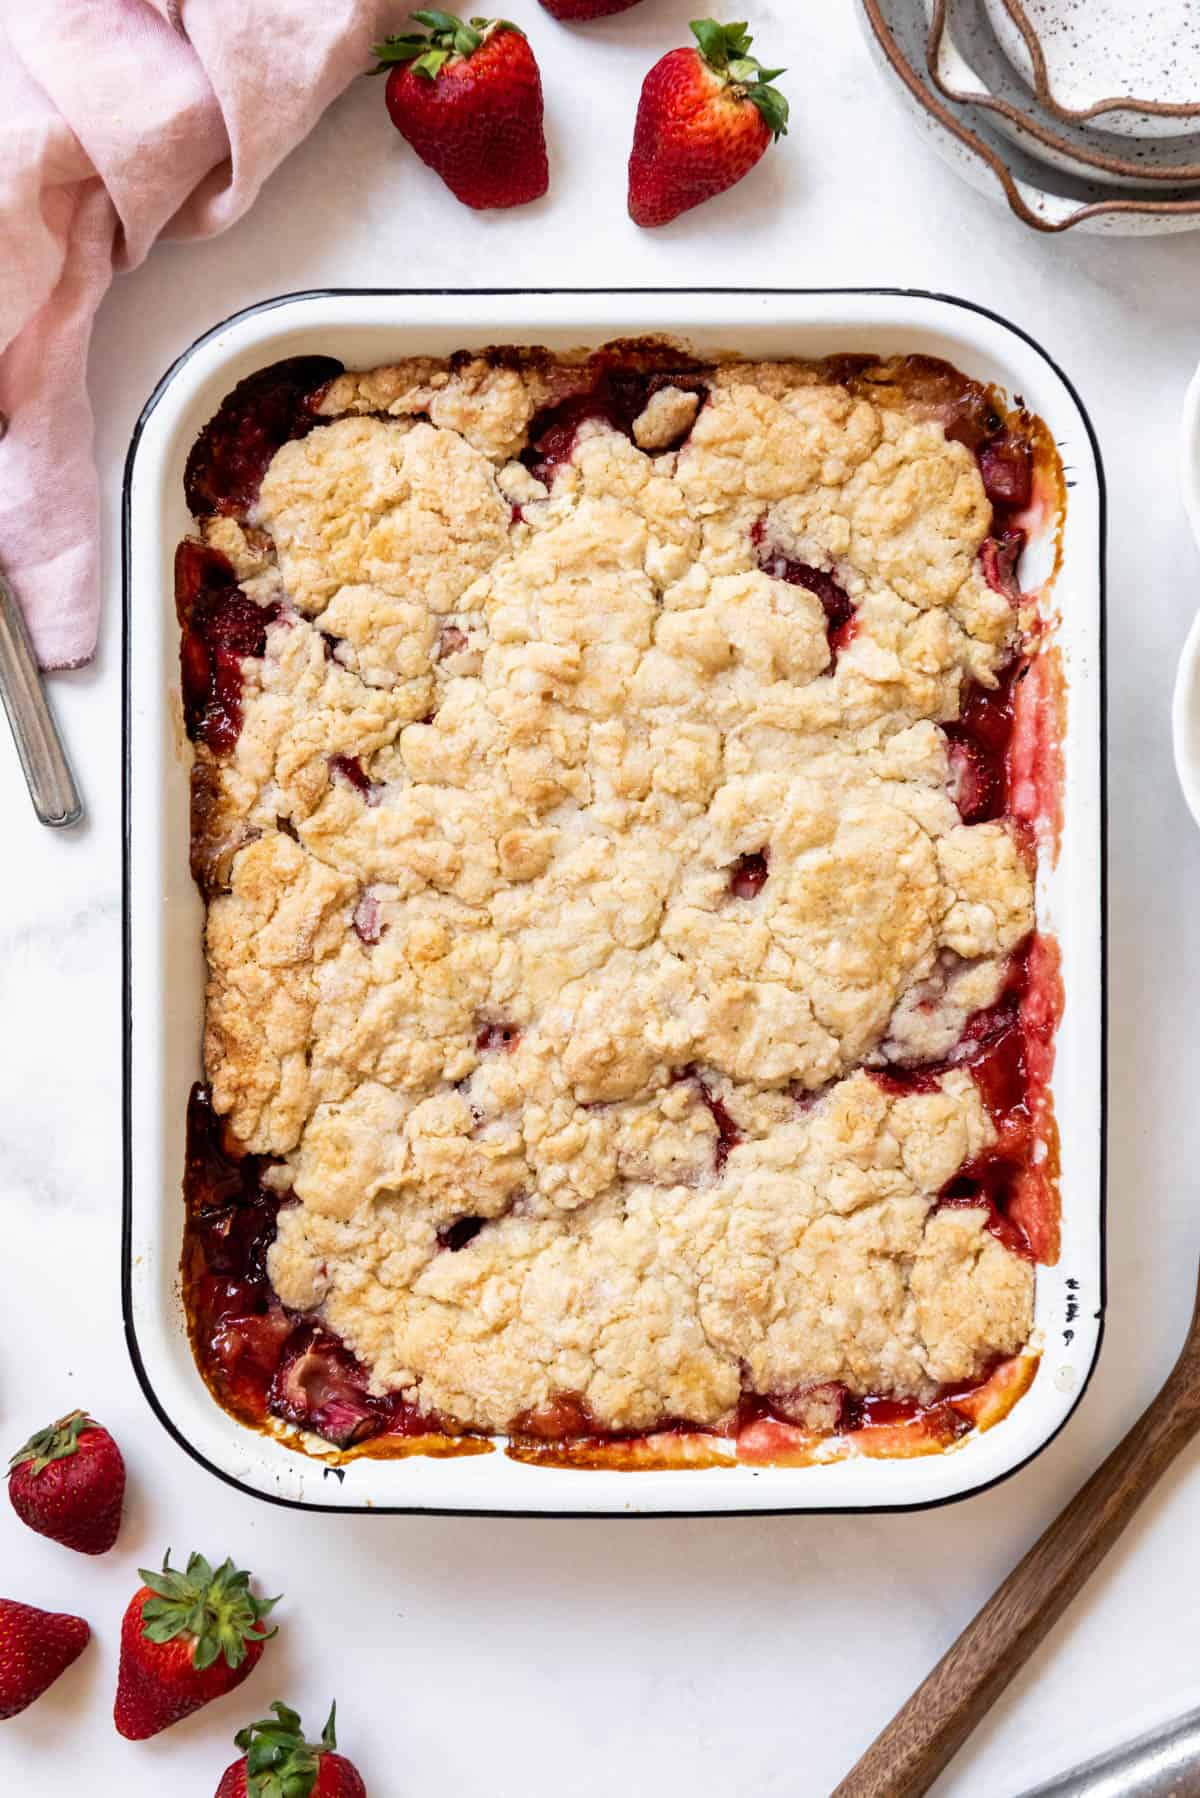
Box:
[835,356,1035,534]
[184,355,343,518]
[736,1358,1009,1452]
[268,1328,389,1450]
[872,354,1002,456]
[268,1326,442,1448]
[436,623,468,659]
[182,1086,461,1447]
[510,1392,600,1439]
[182,1087,290,1421]
[729,848,769,897]
[767,556,857,663]
[329,754,382,804]
[520,367,709,483]
[939,1169,1032,1261]
[352,890,385,945]
[175,542,277,756]
[685,1071,741,1170]
[981,529,1026,602]
[871,936,1062,1263]
[978,431,1033,513]
[755,528,857,666]
[438,1215,487,1251]
[943,658,1027,824]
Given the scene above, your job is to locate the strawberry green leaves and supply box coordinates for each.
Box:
[232,1700,336,1798]
[8,1410,93,1477]
[688,18,789,137]
[138,1551,279,1674]
[371,12,521,80]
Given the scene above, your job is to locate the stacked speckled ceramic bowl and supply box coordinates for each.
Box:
[860,0,1200,233]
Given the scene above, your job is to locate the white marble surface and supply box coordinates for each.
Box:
[3,3,1199,1792]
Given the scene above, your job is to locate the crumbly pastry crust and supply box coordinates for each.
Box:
[184,350,1042,1438]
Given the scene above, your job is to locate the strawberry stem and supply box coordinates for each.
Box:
[138,1551,279,1674]
[8,1410,93,1478]
[688,18,789,138]
[233,1700,336,1798]
[370,11,521,79]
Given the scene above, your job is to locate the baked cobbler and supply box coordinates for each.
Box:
[178,342,1063,1467]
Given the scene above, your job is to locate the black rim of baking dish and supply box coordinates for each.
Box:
[121,287,1108,1516]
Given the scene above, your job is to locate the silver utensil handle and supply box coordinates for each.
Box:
[1019,1706,1200,1796]
[0,573,83,827]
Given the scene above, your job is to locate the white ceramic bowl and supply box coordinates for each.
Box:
[861,0,1200,235]
[1172,363,1200,829]
[984,0,1200,139]
[930,0,1200,189]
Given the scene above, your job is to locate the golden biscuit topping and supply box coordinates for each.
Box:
[181,348,1051,1445]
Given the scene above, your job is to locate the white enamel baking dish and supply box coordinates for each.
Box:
[123,289,1106,1514]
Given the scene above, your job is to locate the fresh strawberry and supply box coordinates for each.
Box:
[215,1700,366,1797]
[8,1409,126,1555]
[114,1551,279,1740]
[627,19,788,227]
[372,12,548,209]
[539,0,642,18]
[0,1599,89,1719]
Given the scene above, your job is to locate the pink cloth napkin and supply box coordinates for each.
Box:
[0,0,389,669]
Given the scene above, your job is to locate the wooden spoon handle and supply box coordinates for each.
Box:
[833,1345,1200,1798]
